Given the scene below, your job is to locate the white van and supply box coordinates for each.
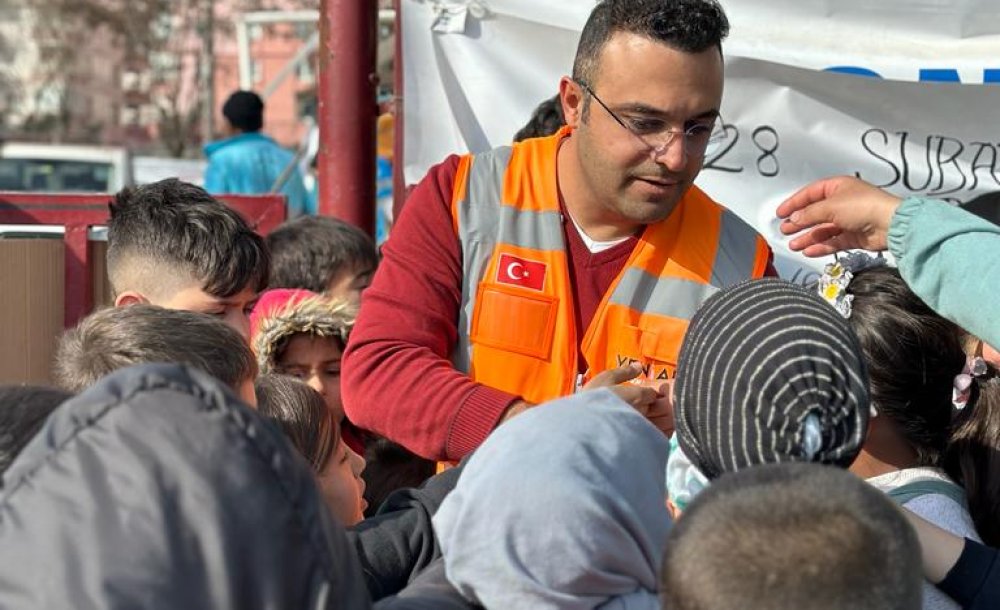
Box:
[0,142,132,193]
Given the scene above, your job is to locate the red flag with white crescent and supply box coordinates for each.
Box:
[495,254,547,291]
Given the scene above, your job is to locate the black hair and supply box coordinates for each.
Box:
[107,178,270,298]
[662,463,922,610]
[222,90,265,133]
[847,266,965,466]
[55,305,258,393]
[360,436,435,517]
[572,0,729,87]
[255,374,338,472]
[513,95,566,142]
[962,191,1000,226]
[265,216,378,294]
[0,385,73,478]
[944,363,1000,546]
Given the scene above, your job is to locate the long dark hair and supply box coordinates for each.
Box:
[254,374,338,472]
[846,267,965,467]
[944,360,1000,546]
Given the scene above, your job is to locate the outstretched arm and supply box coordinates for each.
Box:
[777,176,1000,349]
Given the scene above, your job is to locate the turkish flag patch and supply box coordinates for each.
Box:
[496,254,547,291]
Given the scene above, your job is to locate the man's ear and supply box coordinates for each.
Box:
[114,291,149,307]
[559,76,585,128]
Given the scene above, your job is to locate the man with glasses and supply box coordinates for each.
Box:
[343,0,776,463]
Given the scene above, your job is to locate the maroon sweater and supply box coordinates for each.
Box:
[342,155,775,461]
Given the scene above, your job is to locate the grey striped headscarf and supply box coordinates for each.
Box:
[674,278,870,480]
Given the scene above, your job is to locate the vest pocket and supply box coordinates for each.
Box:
[612,325,677,382]
[470,283,557,361]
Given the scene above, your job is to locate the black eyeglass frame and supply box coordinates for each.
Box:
[576,81,727,158]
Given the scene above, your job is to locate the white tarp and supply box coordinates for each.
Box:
[401,0,1000,276]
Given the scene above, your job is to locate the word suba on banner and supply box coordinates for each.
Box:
[857,128,1000,203]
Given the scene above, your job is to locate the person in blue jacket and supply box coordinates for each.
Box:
[204,90,310,217]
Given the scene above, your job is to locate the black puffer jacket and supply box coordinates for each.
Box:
[0,363,371,610]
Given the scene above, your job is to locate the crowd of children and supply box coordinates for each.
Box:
[0,172,995,608]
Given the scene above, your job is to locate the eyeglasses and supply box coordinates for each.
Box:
[578,81,727,159]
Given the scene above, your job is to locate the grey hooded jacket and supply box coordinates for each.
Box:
[0,363,372,610]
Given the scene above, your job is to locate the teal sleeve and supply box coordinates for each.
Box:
[889,196,1000,348]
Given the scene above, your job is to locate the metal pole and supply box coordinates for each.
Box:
[317,0,377,235]
[261,30,320,101]
[236,17,253,90]
[392,0,406,218]
[199,0,215,143]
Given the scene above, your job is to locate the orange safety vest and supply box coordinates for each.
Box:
[450,127,771,405]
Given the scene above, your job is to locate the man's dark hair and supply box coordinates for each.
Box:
[514,95,566,142]
[573,0,729,87]
[662,463,922,610]
[107,178,269,299]
[54,305,258,393]
[222,90,265,133]
[265,216,378,294]
[0,386,73,478]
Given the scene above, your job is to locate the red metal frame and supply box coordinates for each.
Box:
[0,192,286,328]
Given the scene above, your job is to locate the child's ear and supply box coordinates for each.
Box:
[666,498,683,521]
[114,291,149,307]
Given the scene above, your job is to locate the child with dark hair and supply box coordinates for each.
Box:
[265,216,379,302]
[0,385,73,478]
[662,462,922,610]
[255,374,366,525]
[107,178,269,339]
[251,289,431,514]
[512,95,565,142]
[668,278,870,513]
[0,364,372,609]
[251,289,355,426]
[820,260,978,610]
[943,358,1000,548]
[54,304,258,405]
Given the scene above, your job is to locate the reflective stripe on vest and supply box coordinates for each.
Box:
[451,128,770,403]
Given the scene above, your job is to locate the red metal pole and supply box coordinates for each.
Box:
[63,224,92,328]
[392,0,406,218]
[317,0,378,235]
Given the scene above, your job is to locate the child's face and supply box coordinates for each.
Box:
[326,265,374,304]
[277,334,344,422]
[152,283,258,341]
[317,436,367,525]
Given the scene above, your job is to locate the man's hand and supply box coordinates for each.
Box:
[645,379,674,437]
[776,176,902,257]
[585,364,673,435]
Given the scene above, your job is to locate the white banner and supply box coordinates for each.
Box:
[401,0,1000,277]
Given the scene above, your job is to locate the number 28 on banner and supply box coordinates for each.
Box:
[704,123,781,178]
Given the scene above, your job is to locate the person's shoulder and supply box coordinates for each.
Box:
[904,494,981,541]
[425,155,463,181]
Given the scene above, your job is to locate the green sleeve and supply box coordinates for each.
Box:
[889,196,1000,348]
